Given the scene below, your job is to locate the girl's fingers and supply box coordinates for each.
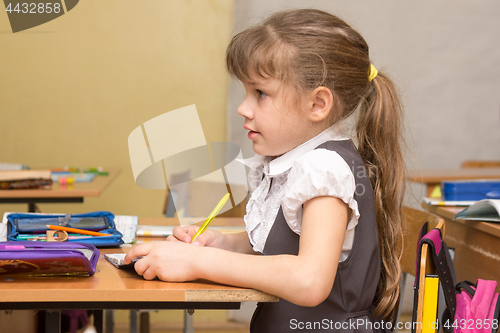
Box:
[140,267,157,281]
[133,258,147,276]
[171,225,198,243]
[166,235,181,242]
[191,234,209,246]
[124,241,200,282]
[124,243,152,264]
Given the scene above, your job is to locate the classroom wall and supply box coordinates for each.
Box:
[227,0,500,205]
[0,0,234,218]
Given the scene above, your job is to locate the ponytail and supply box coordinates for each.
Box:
[356,72,406,324]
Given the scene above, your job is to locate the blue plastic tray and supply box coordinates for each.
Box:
[442,180,500,201]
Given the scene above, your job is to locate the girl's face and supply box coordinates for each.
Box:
[238,76,312,157]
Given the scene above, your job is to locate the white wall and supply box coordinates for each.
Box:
[228,0,500,176]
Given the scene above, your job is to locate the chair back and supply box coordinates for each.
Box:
[400,207,444,277]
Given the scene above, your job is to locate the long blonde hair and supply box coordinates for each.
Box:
[226,9,406,323]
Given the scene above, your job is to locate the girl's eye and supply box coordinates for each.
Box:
[256,90,267,99]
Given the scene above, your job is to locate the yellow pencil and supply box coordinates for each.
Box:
[191,193,231,243]
[45,225,109,237]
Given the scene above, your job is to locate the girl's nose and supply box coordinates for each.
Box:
[237,98,253,119]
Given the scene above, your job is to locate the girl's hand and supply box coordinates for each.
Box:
[124,241,201,282]
[167,225,228,249]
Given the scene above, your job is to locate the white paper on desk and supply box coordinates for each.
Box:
[0,223,7,241]
[2,212,10,224]
[423,197,476,207]
[1,212,13,241]
[127,105,248,225]
[136,225,174,237]
[135,225,246,237]
[114,215,138,244]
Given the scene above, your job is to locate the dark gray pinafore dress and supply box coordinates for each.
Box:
[250,140,390,333]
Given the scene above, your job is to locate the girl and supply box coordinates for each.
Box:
[125,8,406,332]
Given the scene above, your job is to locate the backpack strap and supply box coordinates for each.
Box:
[413,223,458,333]
[422,229,457,313]
[411,221,430,333]
[441,281,478,333]
[456,280,477,297]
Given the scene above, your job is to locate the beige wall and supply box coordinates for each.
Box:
[0,0,234,218]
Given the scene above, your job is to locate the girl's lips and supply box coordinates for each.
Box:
[248,130,260,140]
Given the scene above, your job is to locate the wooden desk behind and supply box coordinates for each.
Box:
[423,203,500,291]
[0,168,120,211]
[408,167,500,196]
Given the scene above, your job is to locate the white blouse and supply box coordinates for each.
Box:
[241,125,360,261]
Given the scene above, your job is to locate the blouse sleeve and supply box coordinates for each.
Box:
[281,149,360,235]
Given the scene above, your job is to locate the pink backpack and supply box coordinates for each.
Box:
[413,222,500,333]
[450,280,500,333]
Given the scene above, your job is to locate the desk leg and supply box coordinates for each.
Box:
[105,310,114,333]
[43,310,61,333]
[140,311,150,333]
[130,310,138,333]
[93,310,103,333]
[28,203,39,213]
[184,310,194,333]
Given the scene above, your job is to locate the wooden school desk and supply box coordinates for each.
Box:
[422,203,500,292]
[0,168,120,212]
[0,217,278,333]
[408,167,500,197]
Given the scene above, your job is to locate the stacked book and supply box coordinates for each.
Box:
[0,170,52,189]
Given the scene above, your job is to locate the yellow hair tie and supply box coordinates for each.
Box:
[368,64,378,82]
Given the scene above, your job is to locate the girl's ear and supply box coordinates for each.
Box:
[307,86,333,122]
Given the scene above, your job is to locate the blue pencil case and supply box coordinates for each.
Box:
[6,211,124,247]
[442,180,500,201]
